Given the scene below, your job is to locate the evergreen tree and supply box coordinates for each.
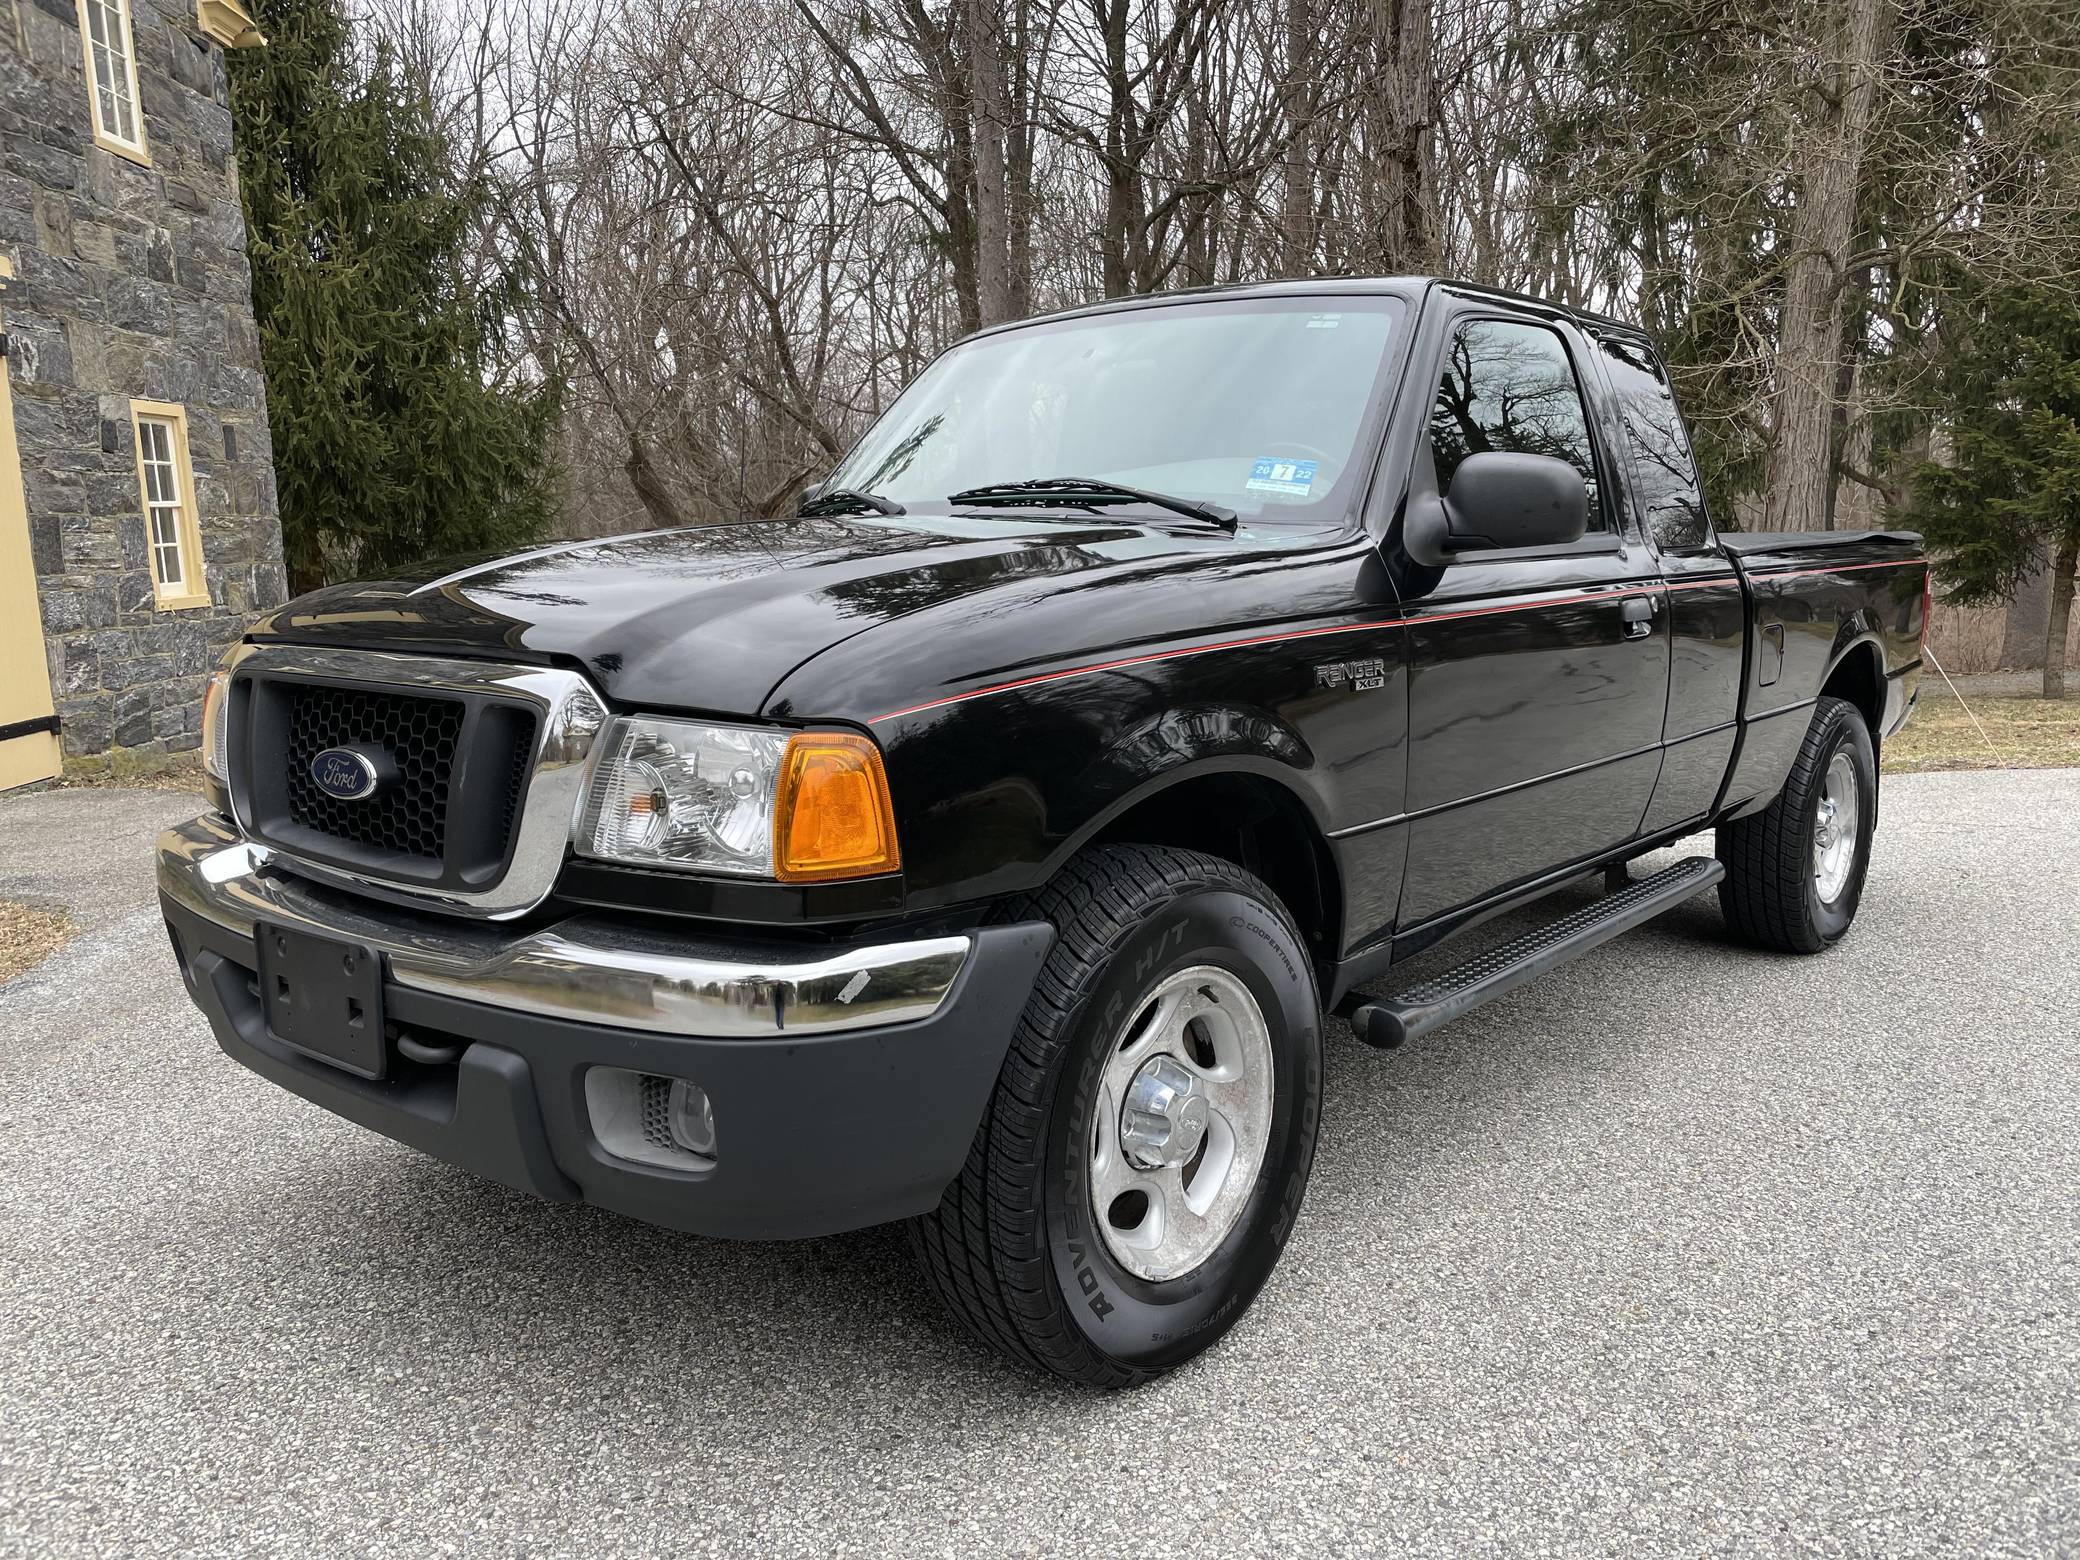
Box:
[231,0,559,594]
[1907,276,2080,698]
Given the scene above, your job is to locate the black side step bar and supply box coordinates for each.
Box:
[1343,856,1725,1050]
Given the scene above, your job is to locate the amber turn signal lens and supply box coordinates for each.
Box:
[773,733,901,883]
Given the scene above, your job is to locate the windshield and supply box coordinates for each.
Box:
[825,295,1407,525]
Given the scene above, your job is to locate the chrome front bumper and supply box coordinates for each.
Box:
[155,812,970,1039]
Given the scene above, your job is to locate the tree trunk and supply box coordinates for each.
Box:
[1004,0,1034,317]
[1280,0,1315,275]
[624,439,688,533]
[1093,5,1156,296]
[284,522,326,598]
[1367,0,1435,271]
[1823,347,1860,529]
[1761,0,1889,533]
[2045,536,2077,700]
[1098,0,1132,296]
[1180,83,1215,287]
[966,0,1014,325]
[1999,542,2052,670]
[943,181,983,335]
[918,5,983,334]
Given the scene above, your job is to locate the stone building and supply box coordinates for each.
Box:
[0,0,283,788]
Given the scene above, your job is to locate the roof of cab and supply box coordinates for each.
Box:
[973,275,1650,343]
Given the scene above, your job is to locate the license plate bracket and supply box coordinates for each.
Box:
[256,922,388,1080]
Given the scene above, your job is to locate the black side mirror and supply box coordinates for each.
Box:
[1402,451,1589,565]
[1441,452,1587,551]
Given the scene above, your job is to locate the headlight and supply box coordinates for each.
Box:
[577,718,900,883]
[200,667,232,782]
[581,717,787,875]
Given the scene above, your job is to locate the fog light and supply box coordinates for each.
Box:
[584,1066,718,1170]
[668,1079,717,1157]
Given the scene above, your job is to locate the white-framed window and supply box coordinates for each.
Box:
[77,0,149,164]
[130,401,209,609]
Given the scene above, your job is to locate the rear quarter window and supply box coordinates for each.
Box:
[1595,336,1711,551]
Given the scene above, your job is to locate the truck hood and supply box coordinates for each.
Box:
[248,513,1220,715]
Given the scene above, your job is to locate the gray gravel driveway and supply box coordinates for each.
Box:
[2,772,2076,1557]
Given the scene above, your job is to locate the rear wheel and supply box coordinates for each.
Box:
[908,844,1322,1387]
[1716,695,1877,953]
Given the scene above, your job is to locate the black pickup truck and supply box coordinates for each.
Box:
[159,277,1927,1385]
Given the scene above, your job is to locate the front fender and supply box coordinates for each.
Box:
[1037,717,1330,881]
[880,681,1354,916]
[1059,703,1319,831]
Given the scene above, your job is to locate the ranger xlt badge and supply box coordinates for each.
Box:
[1315,656,1387,691]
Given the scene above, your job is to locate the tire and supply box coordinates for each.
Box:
[1716,695,1877,954]
[908,844,1323,1387]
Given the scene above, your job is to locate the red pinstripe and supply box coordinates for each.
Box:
[867,555,1928,724]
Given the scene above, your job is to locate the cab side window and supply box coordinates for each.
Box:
[1430,318,1605,528]
[1595,335,1711,551]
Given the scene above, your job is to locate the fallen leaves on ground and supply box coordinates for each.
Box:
[0,899,74,984]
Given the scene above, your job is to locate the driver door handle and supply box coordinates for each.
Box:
[1620,594,1657,638]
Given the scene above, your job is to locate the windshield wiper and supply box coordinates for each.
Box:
[798,488,905,518]
[947,478,1238,533]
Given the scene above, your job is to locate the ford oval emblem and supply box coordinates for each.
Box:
[311,747,382,801]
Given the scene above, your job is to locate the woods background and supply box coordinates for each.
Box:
[236,0,2080,672]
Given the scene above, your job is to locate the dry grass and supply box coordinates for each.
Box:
[54,751,206,792]
[1885,690,2080,774]
[0,899,74,984]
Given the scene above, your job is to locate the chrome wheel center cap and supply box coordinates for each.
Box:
[1119,1055,1210,1170]
[1091,965,1276,1284]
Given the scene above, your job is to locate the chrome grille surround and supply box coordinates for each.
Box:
[220,642,608,919]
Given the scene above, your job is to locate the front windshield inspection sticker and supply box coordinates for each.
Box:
[1305,313,1341,329]
[1247,457,1318,496]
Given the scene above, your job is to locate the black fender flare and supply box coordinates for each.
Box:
[1820,628,1888,732]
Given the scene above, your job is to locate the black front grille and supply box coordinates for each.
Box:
[284,685,464,861]
[495,717,533,852]
[243,673,541,890]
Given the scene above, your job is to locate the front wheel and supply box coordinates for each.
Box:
[908,845,1322,1387]
[1716,695,1877,953]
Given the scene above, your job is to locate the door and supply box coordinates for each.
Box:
[1584,328,1744,835]
[1396,308,1672,927]
[0,255,62,791]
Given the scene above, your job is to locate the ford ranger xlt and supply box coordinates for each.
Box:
[159,278,1928,1385]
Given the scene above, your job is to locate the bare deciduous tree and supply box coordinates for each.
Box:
[375,0,2079,578]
